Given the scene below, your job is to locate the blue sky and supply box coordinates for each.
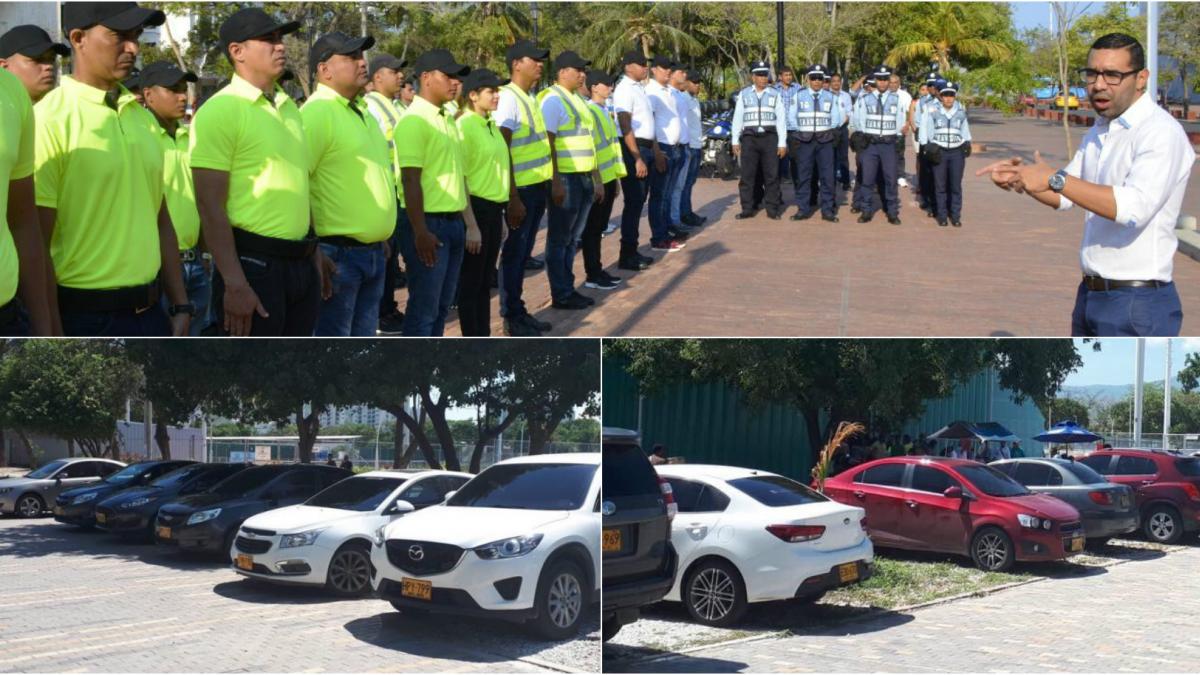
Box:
[1063,338,1200,387]
[1010,1,1107,33]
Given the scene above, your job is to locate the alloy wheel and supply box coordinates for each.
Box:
[17,496,41,518]
[328,549,371,594]
[1149,512,1176,542]
[690,567,736,622]
[975,532,1008,570]
[546,572,582,629]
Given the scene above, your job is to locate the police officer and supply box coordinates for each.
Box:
[913,72,943,216]
[732,61,787,220]
[775,66,802,185]
[851,65,906,225]
[919,80,972,227]
[848,75,876,216]
[0,25,69,103]
[789,64,843,222]
[362,52,408,334]
[829,73,854,193]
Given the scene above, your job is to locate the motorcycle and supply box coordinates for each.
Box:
[700,109,736,179]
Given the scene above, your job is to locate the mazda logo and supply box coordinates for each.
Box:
[408,545,425,560]
[602,501,616,516]
[843,517,851,525]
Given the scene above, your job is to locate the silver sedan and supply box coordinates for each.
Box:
[0,458,125,517]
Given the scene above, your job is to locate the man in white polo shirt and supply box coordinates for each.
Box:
[980,32,1194,336]
[643,55,686,252]
[613,50,662,269]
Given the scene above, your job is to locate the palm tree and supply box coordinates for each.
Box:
[460,2,531,45]
[884,4,1011,72]
[580,2,703,71]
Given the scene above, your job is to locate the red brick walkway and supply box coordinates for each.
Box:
[391,109,1200,336]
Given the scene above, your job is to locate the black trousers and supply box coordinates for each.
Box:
[932,145,966,221]
[379,201,403,318]
[918,145,936,211]
[213,251,320,336]
[583,179,618,279]
[895,134,907,177]
[834,125,851,188]
[738,132,782,214]
[458,195,505,337]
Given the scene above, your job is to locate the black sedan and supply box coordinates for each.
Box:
[95,463,252,538]
[155,464,351,559]
[54,460,196,528]
[991,457,1139,544]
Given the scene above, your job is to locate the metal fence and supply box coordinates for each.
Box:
[1098,433,1200,453]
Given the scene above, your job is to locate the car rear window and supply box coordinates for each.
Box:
[727,475,827,507]
[448,463,596,510]
[1175,458,1200,477]
[1061,462,1108,484]
[603,442,660,498]
[957,465,1031,497]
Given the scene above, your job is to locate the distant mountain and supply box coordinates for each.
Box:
[1060,378,1185,403]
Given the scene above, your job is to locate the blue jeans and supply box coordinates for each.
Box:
[648,142,679,242]
[546,173,594,303]
[619,143,655,256]
[1071,280,1182,336]
[160,257,212,336]
[315,242,386,336]
[680,147,701,219]
[498,182,548,318]
[397,214,465,336]
[669,147,691,224]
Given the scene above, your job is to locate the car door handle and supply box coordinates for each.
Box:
[854,491,866,499]
[905,500,918,509]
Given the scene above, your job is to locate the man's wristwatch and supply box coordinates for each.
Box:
[1048,169,1068,193]
[168,303,196,317]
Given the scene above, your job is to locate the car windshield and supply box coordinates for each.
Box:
[151,464,215,488]
[306,476,407,511]
[447,463,596,510]
[1176,458,1200,477]
[103,464,148,485]
[210,466,283,497]
[727,475,827,507]
[25,460,69,480]
[958,465,1031,497]
[1060,462,1108,484]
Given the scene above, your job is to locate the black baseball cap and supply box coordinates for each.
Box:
[0,25,70,59]
[310,32,374,68]
[687,69,702,83]
[121,66,141,90]
[368,53,407,77]
[650,55,675,70]
[554,51,590,71]
[62,2,165,33]
[139,61,197,88]
[412,49,470,78]
[219,8,301,52]
[505,40,549,64]
[586,69,616,88]
[621,50,647,67]
[461,68,507,93]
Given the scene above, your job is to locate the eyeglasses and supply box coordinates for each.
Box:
[1077,67,1140,85]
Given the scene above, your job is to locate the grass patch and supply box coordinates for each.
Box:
[826,552,1029,610]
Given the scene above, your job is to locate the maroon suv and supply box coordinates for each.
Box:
[1078,449,1200,544]
[824,457,1083,572]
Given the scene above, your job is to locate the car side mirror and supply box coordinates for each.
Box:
[387,500,415,515]
[943,486,964,500]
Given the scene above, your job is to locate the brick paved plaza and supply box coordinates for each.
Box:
[398,110,1200,336]
[0,518,598,673]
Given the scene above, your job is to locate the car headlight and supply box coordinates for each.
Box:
[122,497,152,509]
[474,534,544,560]
[373,525,387,548]
[186,508,221,525]
[72,493,98,505]
[279,529,325,549]
[1016,514,1051,530]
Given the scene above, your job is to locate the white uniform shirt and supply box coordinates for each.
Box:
[833,90,853,127]
[494,87,525,132]
[670,85,691,146]
[645,79,682,145]
[685,93,703,150]
[1058,92,1196,282]
[612,75,656,141]
[894,87,913,126]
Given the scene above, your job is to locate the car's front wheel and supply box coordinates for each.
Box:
[682,558,747,627]
[326,542,373,596]
[1144,505,1183,544]
[530,559,588,640]
[16,494,44,518]
[970,526,1015,572]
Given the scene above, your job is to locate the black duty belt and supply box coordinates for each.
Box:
[1083,276,1169,291]
[868,134,897,144]
[424,212,463,220]
[233,228,318,260]
[0,299,18,326]
[319,235,381,248]
[635,138,655,149]
[58,281,159,313]
[180,247,202,263]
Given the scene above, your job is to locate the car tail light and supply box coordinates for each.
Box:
[766,524,825,543]
[1183,482,1200,502]
[1088,490,1112,505]
[657,476,677,521]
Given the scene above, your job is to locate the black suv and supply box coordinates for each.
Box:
[601,427,677,641]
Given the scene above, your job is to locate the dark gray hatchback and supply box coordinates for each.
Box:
[602,427,677,642]
[991,457,1138,543]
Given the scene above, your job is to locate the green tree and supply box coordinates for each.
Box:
[1104,384,1200,436]
[884,3,1012,72]
[580,2,702,70]
[1161,2,1200,120]
[1048,397,1090,428]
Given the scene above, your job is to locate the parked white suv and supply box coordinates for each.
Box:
[231,470,471,595]
[656,464,874,626]
[371,453,600,640]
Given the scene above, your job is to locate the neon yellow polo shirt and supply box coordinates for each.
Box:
[34,76,163,290]
[0,69,35,306]
[189,74,309,241]
[456,110,510,204]
[154,122,201,250]
[302,84,397,243]
[394,96,466,213]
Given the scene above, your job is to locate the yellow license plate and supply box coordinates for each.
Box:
[236,554,254,571]
[602,528,622,552]
[53,506,64,516]
[96,512,106,524]
[157,526,171,540]
[1069,536,1084,552]
[401,577,432,601]
[837,562,859,583]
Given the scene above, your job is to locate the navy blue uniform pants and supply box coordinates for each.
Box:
[932,145,966,221]
[789,135,837,217]
[859,139,899,218]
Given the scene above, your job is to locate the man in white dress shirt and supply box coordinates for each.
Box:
[613,50,662,269]
[979,32,1194,336]
[644,55,687,251]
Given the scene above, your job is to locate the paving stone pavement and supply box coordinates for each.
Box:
[605,541,1200,673]
[0,518,598,673]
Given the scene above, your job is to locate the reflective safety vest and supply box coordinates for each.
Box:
[586,99,628,183]
[796,88,835,133]
[929,105,969,148]
[364,91,401,176]
[740,86,779,127]
[862,92,900,135]
[913,94,939,130]
[536,84,596,173]
[502,82,553,186]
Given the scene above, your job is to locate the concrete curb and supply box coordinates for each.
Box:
[1177,229,1200,263]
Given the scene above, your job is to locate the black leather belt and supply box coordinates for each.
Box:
[233,228,317,260]
[635,138,655,149]
[0,299,18,327]
[58,281,159,313]
[1083,275,1168,291]
[868,134,897,144]
[319,235,381,248]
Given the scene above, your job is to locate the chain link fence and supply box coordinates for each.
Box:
[1099,433,1200,453]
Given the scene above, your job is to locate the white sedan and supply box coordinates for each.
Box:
[371,453,600,640]
[231,470,472,595]
[656,464,874,626]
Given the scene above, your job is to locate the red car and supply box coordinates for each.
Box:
[1078,449,1200,544]
[823,457,1083,572]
